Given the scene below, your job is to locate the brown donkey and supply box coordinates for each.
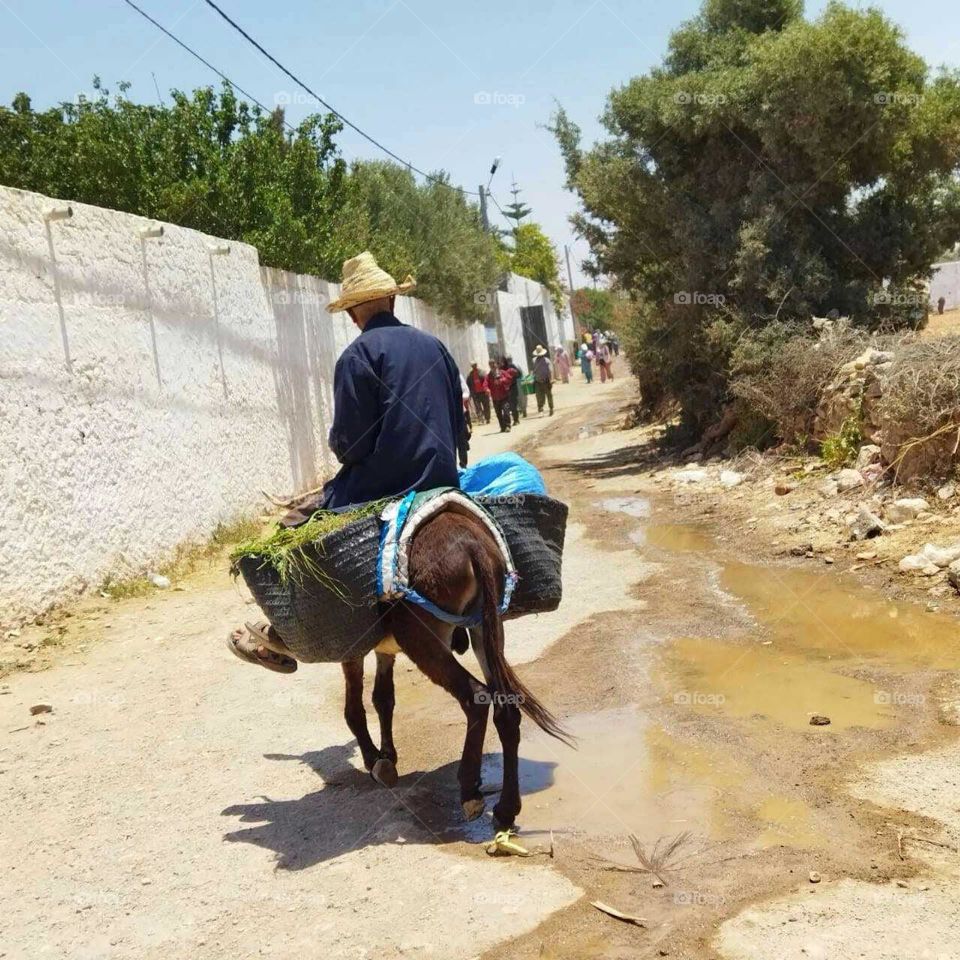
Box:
[339,509,570,827]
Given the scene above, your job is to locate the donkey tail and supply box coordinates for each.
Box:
[466,539,574,747]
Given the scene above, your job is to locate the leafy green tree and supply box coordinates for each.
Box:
[552,0,960,431]
[571,287,615,331]
[0,81,498,321]
[502,222,564,308]
[330,161,500,321]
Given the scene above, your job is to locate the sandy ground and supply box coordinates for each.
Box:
[925,306,960,339]
[4,364,960,959]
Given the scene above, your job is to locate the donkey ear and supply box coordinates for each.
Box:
[450,627,470,655]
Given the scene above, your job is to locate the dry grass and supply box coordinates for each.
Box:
[100,515,264,600]
[878,336,960,479]
[924,308,960,340]
[731,325,875,445]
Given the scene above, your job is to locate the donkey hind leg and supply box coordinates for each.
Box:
[470,628,522,828]
[341,658,381,774]
[392,604,491,820]
[370,652,399,787]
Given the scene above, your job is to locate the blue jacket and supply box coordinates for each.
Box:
[321,312,465,509]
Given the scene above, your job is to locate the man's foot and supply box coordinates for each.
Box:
[226,626,297,673]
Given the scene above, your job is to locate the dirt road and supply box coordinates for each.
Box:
[4,371,960,959]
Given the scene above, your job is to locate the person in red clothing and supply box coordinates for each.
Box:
[466,360,491,424]
[488,358,516,433]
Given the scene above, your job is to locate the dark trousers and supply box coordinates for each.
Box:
[493,397,512,431]
[457,409,472,468]
[507,391,520,424]
[471,392,491,423]
[534,380,554,415]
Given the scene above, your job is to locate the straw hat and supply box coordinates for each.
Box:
[326,251,416,314]
[532,345,548,357]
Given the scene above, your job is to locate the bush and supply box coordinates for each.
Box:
[878,336,960,478]
[821,416,863,468]
[729,323,871,447]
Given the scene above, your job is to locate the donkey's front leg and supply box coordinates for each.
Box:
[391,605,490,820]
[371,652,399,787]
[341,658,381,773]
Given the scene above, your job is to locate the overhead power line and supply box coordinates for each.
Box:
[122,0,275,119]
[121,0,477,196]
[200,0,478,196]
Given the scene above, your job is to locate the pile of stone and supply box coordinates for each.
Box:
[814,347,894,450]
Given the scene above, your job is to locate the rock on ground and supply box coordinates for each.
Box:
[848,507,884,541]
[836,469,864,493]
[885,498,929,523]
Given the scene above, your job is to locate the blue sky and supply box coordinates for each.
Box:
[1,0,958,286]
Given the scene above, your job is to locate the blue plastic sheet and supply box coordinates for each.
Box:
[458,452,547,496]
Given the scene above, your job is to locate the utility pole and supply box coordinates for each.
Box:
[479,185,489,233]
[564,243,578,340]
[480,157,503,357]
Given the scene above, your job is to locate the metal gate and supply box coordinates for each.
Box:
[519,305,548,369]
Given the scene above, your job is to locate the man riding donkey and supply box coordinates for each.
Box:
[227,252,466,672]
[226,253,569,825]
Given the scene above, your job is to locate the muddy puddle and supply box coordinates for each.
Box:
[512,496,960,851]
[600,496,960,700]
[504,706,820,850]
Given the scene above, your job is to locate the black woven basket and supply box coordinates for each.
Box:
[476,494,568,617]
[237,494,568,661]
[235,515,384,663]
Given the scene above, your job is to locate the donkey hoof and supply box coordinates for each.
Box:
[461,796,486,821]
[371,758,398,788]
[492,804,518,829]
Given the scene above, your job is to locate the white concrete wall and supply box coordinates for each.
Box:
[494,273,572,373]
[0,186,486,627]
[930,260,960,312]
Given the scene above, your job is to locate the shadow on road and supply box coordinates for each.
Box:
[221,742,556,870]
[558,437,669,482]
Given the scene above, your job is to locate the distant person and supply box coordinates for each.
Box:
[488,359,516,433]
[531,345,554,416]
[553,345,571,384]
[597,340,614,383]
[502,355,523,425]
[579,343,594,383]
[466,361,491,424]
[938,296,946,315]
